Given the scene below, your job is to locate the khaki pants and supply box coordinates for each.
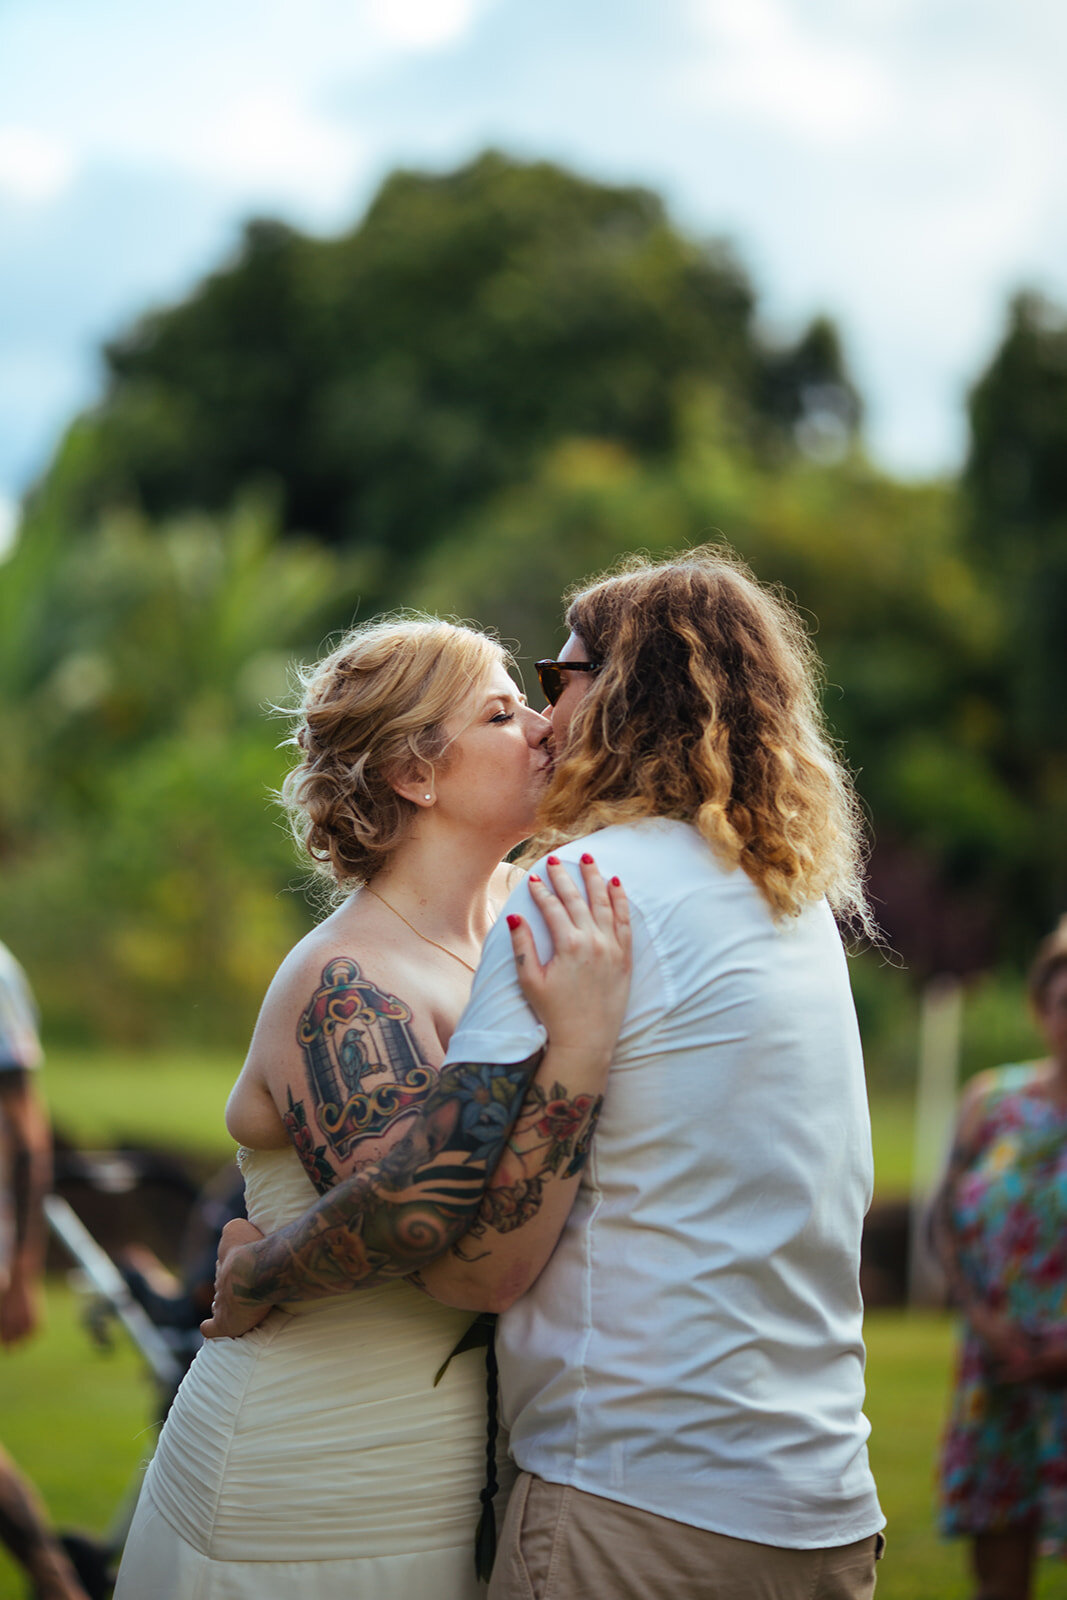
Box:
[489,1471,884,1600]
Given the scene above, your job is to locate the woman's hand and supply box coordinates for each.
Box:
[200,1218,270,1340]
[982,1321,1067,1387]
[968,1302,1036,1380]
[506,854,631,1070]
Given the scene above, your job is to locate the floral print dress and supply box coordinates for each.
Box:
[939,1065,1067,1544]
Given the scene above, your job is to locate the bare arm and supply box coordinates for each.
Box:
[928,1078,986,1314]
[0,1072,52,1347]
[930,1073,1033,1371]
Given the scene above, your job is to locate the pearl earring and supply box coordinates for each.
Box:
[424,794,432,802]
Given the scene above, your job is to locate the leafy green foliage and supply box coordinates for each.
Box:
[960,292,1067,941]
[0,496,362,1042]
[31,151,857,603]
[4,151,1066,1049]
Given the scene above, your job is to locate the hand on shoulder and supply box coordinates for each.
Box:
[505,854,631,1068]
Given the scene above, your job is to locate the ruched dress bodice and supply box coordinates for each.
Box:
[115,1145,502,1599]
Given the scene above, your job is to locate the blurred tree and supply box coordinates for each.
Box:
[965,291,1067,749]
[756,315,863,465]
[961,291,1067,936]
[7,158,1063,1049]
[0,493,364,1043]
[29,151,858,598]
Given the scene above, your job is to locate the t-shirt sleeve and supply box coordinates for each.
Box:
[443,869,562,1068]
[0,948,43,1075]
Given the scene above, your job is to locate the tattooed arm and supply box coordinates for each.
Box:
[204,857,631,1336]
[414,1074,604,1312]
[416,855,628,1312]
[203,1049,547,1336]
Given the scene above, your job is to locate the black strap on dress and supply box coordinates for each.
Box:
[473,1322,499,1581]
[434,1311,500,1581]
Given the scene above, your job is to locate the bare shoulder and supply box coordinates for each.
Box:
[234,910,453,1193]
[254,897,413,1037]
[952,1069,1001,1148]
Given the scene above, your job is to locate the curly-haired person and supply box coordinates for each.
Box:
[208,550,886,1600]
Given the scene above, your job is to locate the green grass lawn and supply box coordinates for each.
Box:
[42,1047,242,1164]
[4,1298,1067,1599]
[2,1054,1060,1597]
[869,1091,917,1199]
[864,1314,1067,1600]
[0,1283,152,1599]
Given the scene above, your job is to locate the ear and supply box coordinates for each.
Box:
[389,764,435,808]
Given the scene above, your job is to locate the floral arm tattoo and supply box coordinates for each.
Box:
[231,1049,546,1308]
[451,1081,603,1261]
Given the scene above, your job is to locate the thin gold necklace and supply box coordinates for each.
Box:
[363,886,477,974]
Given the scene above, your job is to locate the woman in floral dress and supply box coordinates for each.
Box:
[933,917,1067,1600]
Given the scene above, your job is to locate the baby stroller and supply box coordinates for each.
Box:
[45,1153,245,1599]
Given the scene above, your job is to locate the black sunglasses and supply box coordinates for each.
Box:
[534,658,601,707]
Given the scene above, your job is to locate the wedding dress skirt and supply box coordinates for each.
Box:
[114,1144,502,1598]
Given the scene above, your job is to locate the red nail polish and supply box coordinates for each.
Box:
[528,874,541,883]
[507,914,521,930]
[547,855,560,865]
[611,876,621,887]
[581,853,594,864]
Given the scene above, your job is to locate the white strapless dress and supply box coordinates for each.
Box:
[114,1145,505,1599]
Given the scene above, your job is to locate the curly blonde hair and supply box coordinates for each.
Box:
[527,547,873,931]
[281,617,507,891]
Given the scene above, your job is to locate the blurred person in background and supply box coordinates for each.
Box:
[114,618,630,1600]
[0,939,90,1600]
[210,551,886,1600]
[933,917,1067,1600]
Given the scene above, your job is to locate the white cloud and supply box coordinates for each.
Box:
[684,0,892,145]
[0,0,490,220]
[181,93,366,214]
[365,0,487,50]
[0,0,1064,486]
[0,127,76,203]
[670,0,1067,473]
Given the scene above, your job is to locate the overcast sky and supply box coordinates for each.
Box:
[2,0,1065,550]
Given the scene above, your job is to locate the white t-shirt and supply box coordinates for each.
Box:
[0,940,42,1278]
[445,818,884,1548]
[0,941,42,1077]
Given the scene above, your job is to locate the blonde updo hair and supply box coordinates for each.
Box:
[281,617,507,891]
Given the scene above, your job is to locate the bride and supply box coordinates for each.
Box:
[114,616,630,1599]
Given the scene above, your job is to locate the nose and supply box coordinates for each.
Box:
[525,706,552,744]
